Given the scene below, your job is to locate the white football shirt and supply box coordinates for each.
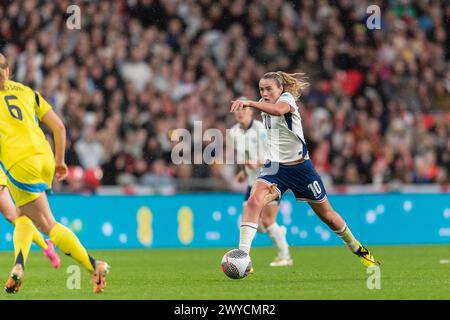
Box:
[260,92,309,163]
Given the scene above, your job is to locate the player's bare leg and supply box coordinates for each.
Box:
[18,194,56,235]
[261,204,292,267]
[0,186,18,222]
[239,180,274,254]
[309,199,380,266]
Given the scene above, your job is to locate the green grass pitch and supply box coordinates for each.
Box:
[0,245,449,299]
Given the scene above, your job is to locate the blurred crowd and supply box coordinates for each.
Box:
[0,0,449,193]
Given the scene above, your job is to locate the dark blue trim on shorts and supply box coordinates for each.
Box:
[0,161,48,193]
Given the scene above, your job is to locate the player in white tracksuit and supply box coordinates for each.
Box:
[229,104,292,266]
[230,71,379,269]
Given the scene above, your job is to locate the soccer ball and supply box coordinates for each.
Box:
[221,249,252,279]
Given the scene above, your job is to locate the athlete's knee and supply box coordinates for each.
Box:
[3,211,17,223]
[246,194,264,212]
[0,201,18,222]
[245,196,265,221]
[4,206,22,223]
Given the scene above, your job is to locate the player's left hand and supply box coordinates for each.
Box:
[230,100,250,112]
[55,162,69,181]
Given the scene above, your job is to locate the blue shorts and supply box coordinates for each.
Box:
[257,160,327,203]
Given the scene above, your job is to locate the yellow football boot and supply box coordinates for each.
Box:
[354,244,380,267]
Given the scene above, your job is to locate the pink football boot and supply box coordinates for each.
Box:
[43,239,61,269]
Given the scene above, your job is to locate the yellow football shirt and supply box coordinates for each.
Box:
[0,80,53,170]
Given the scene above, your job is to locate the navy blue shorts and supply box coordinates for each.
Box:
[257,160,327,203]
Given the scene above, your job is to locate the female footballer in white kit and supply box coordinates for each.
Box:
[229,102,292,267]
[230,71,379,268]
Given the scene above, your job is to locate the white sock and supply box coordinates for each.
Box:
[267,223,289,259]
[335,225,360,253]
[239,222,258,254]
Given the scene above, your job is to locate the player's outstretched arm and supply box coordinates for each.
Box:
[230,100,291,116]
[247,100,292,116]
[41,109,68,181]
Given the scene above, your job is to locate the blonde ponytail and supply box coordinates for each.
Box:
[0,53,9,90]
[262,71,309,99]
